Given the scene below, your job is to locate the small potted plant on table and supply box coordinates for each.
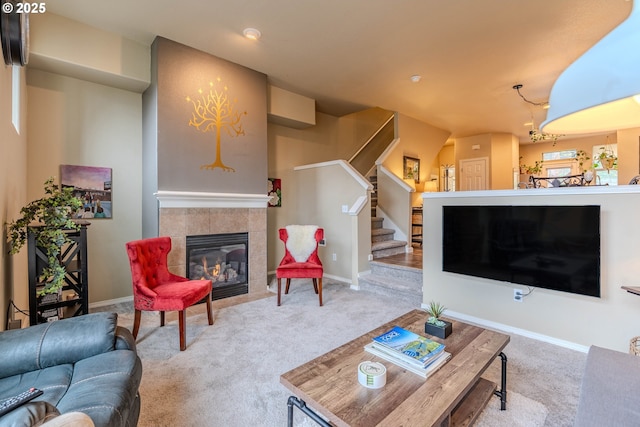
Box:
[424,301,452,339]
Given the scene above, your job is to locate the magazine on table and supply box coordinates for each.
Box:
[364,343,451,378]
[371,326,445,367]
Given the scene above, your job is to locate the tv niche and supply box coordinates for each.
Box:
[442,205,600,297]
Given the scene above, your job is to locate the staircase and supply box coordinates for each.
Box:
[369,174,406,259]
[359,174,423,306]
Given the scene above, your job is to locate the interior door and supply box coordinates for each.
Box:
[459,158,488,191]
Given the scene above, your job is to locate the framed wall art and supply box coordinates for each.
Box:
[403,156,420,182]
[60,165,113,219]
[268,178,281,207]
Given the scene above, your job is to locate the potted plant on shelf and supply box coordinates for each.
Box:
[424,301,452,339]
[6,177,83,295]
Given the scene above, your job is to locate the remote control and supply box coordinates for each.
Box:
[0,388,44,417]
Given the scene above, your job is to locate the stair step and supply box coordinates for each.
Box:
[371,217,384,229]
[370,260,422,284]
[358,272,422,306]
[371,240,407,258]
[372,228,395,242]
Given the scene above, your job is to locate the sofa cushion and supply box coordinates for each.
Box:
[0,364,74,406]
[56,350,142,427]
[574,345,640,426]
[0,313,117,379]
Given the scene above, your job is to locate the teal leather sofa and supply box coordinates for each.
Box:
[0,312,142,426]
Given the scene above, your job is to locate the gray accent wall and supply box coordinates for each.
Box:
[142,37,268,235]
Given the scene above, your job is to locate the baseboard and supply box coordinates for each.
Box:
[266,272,352,289]
[440,309,590,353]
[89,295,133,309]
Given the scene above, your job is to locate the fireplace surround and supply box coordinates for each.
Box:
[156,191,269,298]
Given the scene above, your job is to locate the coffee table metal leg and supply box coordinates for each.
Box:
[493,352,507,410]
[287,396,331,427]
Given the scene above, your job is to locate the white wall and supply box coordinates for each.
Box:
[26,69,143,303]
[1,64,28,329]
[422,187,640,352]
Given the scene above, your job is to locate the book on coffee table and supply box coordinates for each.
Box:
[371,326,445,367]
[364,343,451,378]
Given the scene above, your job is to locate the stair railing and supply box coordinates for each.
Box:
[348,113,395,177]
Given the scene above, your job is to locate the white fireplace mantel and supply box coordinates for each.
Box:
[155,190,271,208]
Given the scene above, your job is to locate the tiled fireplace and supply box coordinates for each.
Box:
[186,232,248,300]
[157,191,269,297]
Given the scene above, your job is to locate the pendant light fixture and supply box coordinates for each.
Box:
[541,1,640,134]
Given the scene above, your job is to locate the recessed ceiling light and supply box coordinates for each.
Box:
[410,75,422,83]
[243,28,261,40]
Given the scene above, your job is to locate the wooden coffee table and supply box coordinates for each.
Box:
[280,309,509,427]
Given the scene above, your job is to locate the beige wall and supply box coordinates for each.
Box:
[423,188,640,352]
[390,113,451,183]
[454,133,518,190]
[293,162,370,283]
[1,65,28,330]
[266,113,340,271]
[490,133,519,189]
[26,69,143,304]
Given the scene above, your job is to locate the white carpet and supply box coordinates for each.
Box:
[105,280,577,426]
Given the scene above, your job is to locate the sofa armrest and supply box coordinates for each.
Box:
[574,345,640,426]
[0,313,118,378]
[114,325,137,352]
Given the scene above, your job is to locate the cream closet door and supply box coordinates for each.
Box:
[459,157,489,191]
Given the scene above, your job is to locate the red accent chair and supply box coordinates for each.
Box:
[125,236,214,351]
[276,226,324,306]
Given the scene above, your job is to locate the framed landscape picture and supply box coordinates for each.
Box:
[403,156,420,182]
[60,165,113,219]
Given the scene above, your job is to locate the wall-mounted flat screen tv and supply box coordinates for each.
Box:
[442,205,600,297]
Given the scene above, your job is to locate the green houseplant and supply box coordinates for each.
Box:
[424,301,452,339]
[519,157,544,176]
[596,147,617,171]
[574,150,591,172]
[6,177,83,295]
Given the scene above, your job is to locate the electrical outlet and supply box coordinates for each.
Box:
[514,289,523,302]
[332,253,337,261]
[341,205,349,213]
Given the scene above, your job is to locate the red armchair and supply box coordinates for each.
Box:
[125,236,213,351]
[276,225,324,306]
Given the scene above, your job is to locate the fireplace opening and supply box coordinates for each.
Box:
[186,232,249,300]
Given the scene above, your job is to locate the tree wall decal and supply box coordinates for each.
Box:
[186,77,247,171]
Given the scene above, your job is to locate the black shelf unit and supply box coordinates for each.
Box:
[412,207,423,246]
[28,221,90,325]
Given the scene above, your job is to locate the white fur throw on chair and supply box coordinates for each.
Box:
[285,225,319,262]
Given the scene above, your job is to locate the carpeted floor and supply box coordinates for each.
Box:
[96,280,585,426]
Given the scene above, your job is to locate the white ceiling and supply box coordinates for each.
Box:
[45,0,632,141]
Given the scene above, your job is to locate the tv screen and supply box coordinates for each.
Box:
[442,205,600,297]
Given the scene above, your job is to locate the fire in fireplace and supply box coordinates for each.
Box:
[186,232,249,300]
